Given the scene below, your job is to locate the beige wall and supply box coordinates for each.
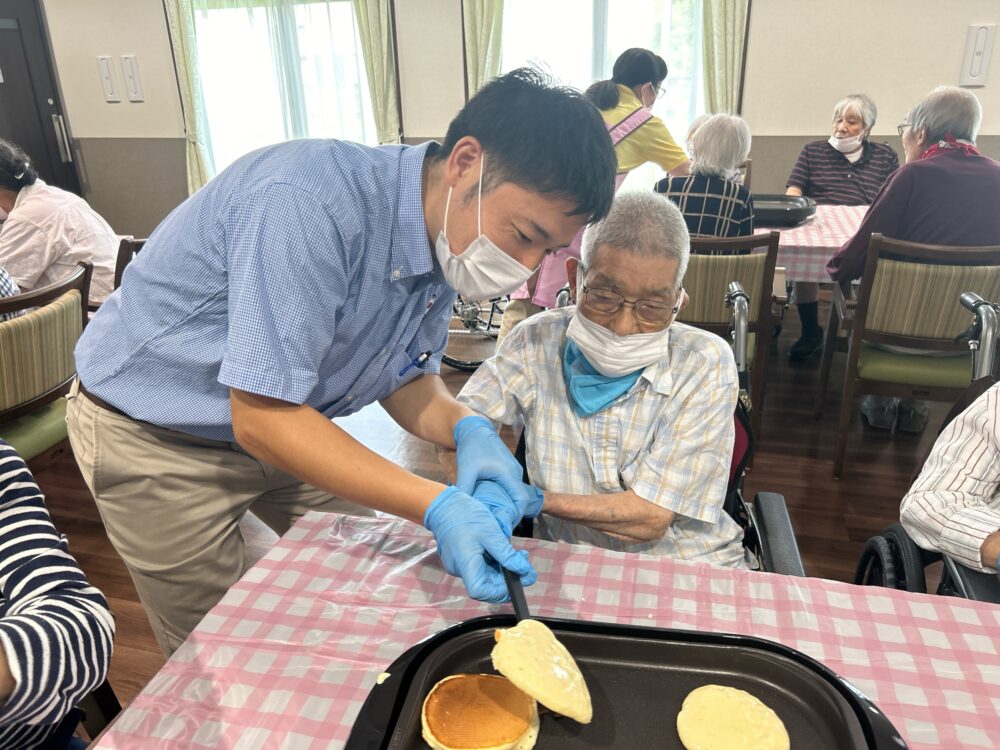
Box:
[742,0,1000,137]
[394,0,465,140]
[41,0,184,139]
[39,0,187,235]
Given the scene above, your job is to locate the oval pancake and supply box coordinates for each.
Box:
[676,684,790,750]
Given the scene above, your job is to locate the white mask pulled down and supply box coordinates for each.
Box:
[566,309,670,377]
[434,155,536,299]
[828,134,864,154]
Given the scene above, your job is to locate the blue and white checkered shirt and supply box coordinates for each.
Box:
[0,266,21,322]
[76,140,454,441]
[459,308,746,567]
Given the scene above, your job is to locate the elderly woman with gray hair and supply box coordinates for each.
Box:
[656,113,754,239]
[784,94,899,362]
[828,86,1000,432]
[453,192,746,567]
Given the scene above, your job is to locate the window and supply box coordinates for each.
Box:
[193,1,377,174]
[502,0,704,189]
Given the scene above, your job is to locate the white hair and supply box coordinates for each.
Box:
[690,114,752,179]
[685,113,713,156]
[833,94,878,132]
[580,192,690,292]
[907,85,982,143]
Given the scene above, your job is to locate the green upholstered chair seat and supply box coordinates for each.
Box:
[0,399,68,462]
[857,344,972,389]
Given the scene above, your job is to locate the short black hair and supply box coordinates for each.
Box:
[439,67,615,223]
[0,139,38,191]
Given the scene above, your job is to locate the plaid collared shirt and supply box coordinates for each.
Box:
[0,266,21,322]
[459,308,746,567]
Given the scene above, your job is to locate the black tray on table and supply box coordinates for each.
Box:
[345,615,907,749]
[753,194,818,227]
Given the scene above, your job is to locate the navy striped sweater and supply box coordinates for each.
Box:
[0,441,114,748]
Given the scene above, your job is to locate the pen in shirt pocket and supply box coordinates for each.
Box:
[399,350,433,377]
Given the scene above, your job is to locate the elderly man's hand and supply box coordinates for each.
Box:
[453,415,534,513]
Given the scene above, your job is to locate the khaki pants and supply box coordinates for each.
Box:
[65,380,372,655]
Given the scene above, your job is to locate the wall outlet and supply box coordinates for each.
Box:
[121,55,144,102]
[97,56,120,102]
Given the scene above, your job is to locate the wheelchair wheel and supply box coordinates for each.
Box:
[442,296,507,371]
[882,523,927,593]
[853,536,900,589]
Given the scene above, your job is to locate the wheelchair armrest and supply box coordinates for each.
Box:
[941,556,1000,604]
[753,492,806,577]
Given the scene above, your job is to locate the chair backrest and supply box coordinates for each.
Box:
[0,262,92,421]
[114,236,146,289]
[858,234,1000,350]
[677,231,779,327]
[738,158,751,189]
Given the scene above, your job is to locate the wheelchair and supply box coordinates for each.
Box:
[854,292,1000,604]
[514,281,806,576]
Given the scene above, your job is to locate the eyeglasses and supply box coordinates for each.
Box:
[897,122,911,137]
[581,285,680,326]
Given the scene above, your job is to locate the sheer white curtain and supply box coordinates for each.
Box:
[191,0,378,174]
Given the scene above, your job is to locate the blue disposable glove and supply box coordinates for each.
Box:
[474,480,544,537]
[424,486,537,603]
[454,415,536,522]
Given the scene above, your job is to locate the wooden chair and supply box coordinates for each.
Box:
[677,231,780,439]
[738,157,752,189]
[815,234,1000,478]
[0,262,92,462]
[113,236,146,290]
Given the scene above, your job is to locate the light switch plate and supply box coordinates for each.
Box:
[121,55,144,102]
[960,23,996,87]
[97,56,120,102]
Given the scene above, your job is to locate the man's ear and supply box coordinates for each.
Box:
[444,136,483,187]
[566,259,580,303]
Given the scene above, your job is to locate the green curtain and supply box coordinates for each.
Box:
[163,0,216,194]
[702,0,749,113]
[462,0,504,97]
[352,0,402,143]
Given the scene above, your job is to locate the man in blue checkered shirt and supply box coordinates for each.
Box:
[0,266,21,322]
[67,69,616,654]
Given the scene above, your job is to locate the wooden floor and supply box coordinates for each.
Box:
[34,299,946,713]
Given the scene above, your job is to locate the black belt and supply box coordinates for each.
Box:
[78,382,131,419]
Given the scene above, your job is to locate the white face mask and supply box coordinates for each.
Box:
[828,134,864,154]
[434,155,536,299]
[565,309,670,377]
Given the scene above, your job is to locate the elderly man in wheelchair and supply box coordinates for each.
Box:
[898,379,1000,600]
[443,191,763,568]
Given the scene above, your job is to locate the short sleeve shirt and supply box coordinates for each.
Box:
[786,140,900,205]
[75,140,455,442]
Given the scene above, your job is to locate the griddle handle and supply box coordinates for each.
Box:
[502,566,531,621]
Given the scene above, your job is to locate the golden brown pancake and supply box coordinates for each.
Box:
[421,674,540,750]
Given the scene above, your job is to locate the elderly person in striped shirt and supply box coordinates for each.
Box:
[900,382,1000,575]
[0,440,114,749]
[450,192,746,567]
[784,94,899,362]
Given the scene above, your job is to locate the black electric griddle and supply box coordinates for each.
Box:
[345,615,907,749]
[753,194,818,228]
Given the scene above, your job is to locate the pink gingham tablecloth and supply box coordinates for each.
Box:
[777,204,868,283]
[95,513,1000,749]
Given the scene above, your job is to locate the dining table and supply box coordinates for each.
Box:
[92,512,1000,749]
[766,203,869,283]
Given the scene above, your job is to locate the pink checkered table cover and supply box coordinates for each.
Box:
[94,513,1000,749]
[775,204,868,283]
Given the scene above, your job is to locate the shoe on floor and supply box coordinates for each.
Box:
[897,399,930,433]
[860,395,899,430]
[788,329,823,361]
